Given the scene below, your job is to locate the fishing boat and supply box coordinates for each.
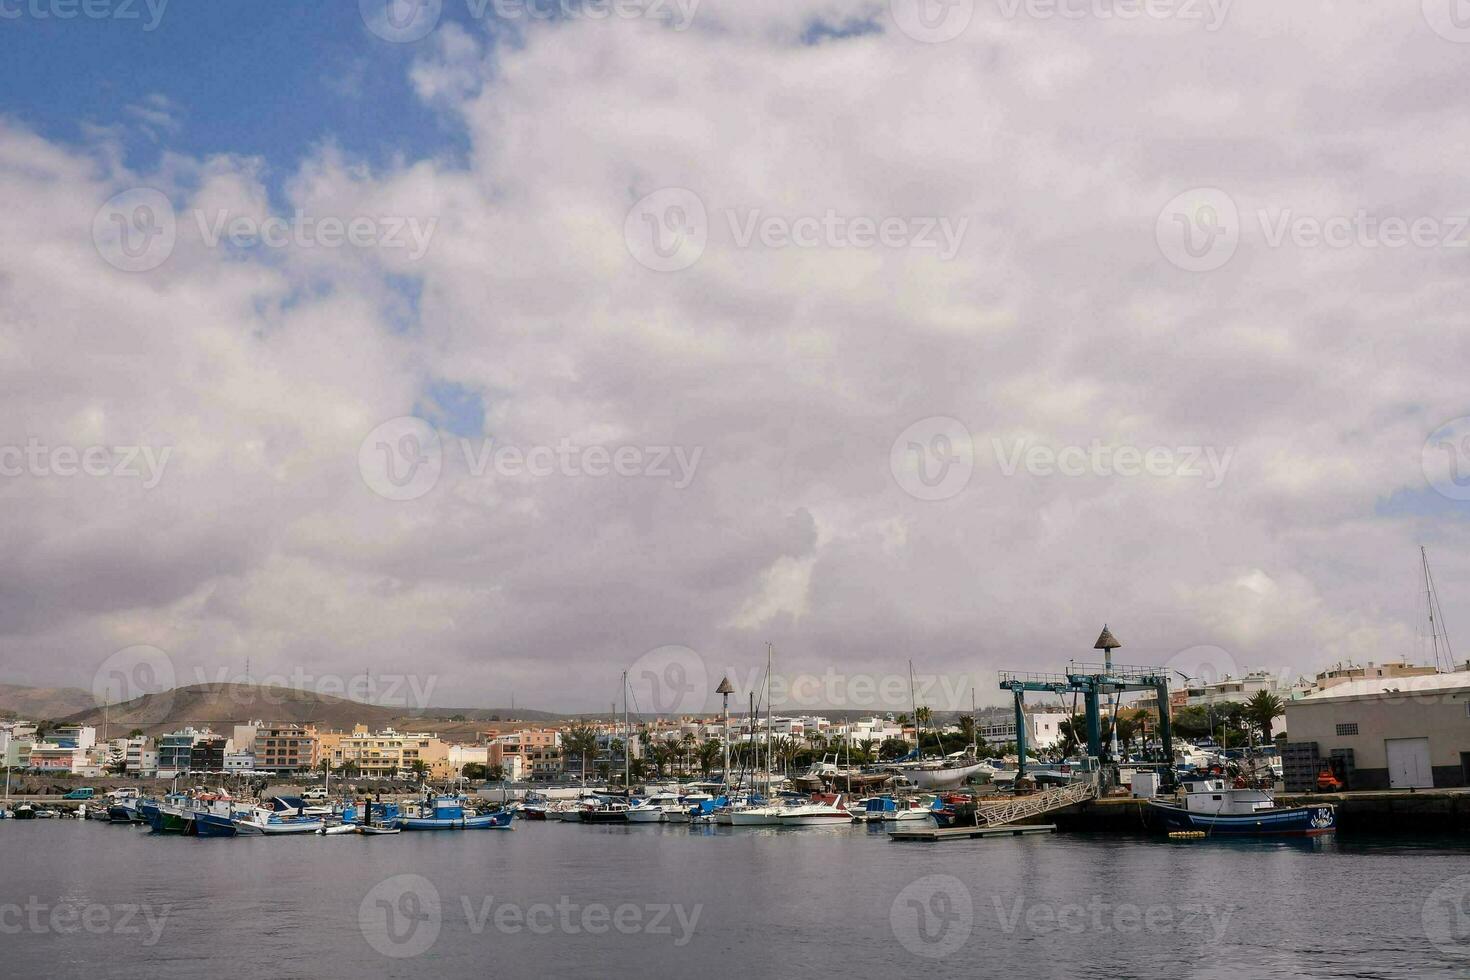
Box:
[234,811,324,835]
[777,793,854,825]
[396,795,513,830]
[1148,778,1336,836]
[147,794,196,834]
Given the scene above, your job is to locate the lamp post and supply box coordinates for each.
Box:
[716,677,734,788]
[1094,624,1122,762]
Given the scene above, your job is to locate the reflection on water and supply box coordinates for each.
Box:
[1,820,1466,979]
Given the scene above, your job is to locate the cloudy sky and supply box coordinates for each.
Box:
[2,1,1469,715]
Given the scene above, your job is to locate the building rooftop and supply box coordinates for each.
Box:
[1297,670,1470,702]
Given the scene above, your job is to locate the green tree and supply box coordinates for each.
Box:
[462,763,488,781]
[697,739,721,776]
[1244,691,1285,741]
[563,725,599,781]
[486,764,506,782]
[878,737,910,761]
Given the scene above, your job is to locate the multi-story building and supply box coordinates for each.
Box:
[252,725,318,773]
[125,738,157,777]
[317,727,451,779]
[189,736,227,772]
[976,711,1068,750]
[485,729,562,778]
[27,742,79,771]
[1303,661,1441,697]
[223,750,256,773]
[157,729,209,776]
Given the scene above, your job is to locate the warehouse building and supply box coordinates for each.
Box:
[1284,671,1470,790]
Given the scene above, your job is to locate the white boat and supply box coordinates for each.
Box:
[319,823,358,835]
[777,794,854,825]
[626,793,684,823]
[234,810,325,835]
[886,755,989,791]
[727,804,785,826]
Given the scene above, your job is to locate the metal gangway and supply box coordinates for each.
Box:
[979,779,1098,827]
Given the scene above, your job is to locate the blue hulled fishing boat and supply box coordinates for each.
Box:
[397,795,513,830]
[1148,778,1336,836]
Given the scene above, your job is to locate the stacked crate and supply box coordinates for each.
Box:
[1282,741,1321,793]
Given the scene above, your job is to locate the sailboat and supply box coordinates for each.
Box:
[883,662,987,790]
[725,643,786,826]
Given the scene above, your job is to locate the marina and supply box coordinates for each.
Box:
[2,812,1466,979]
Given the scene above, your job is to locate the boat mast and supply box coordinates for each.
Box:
[765,643,773,797]
[622,671,630,792]
[908,660,921,759]
[1423,546,1456,672]
[971,687,977,757]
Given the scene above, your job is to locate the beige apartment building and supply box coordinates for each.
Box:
[252,724,318,773]
[317,726,453,779]
[487,728,562,778]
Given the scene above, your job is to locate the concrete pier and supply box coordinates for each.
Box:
[1046,789,1470,835]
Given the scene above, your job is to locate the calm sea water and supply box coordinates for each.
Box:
[3,819,1468,979]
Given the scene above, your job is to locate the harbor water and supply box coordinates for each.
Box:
[3,820,1468,979]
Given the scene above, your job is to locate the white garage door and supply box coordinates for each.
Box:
[1386,737,1433,789]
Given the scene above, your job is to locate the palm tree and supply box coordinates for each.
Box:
[1244,691,1285,741]
[564,725,598,781]
[697,739,721,776]
[680,733,697,777]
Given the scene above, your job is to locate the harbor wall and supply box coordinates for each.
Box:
[1050,791,1470,835]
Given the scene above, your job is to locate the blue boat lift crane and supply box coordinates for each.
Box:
[998,626,1175,789]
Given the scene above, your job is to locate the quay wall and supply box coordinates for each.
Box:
[1050,791,1470,835]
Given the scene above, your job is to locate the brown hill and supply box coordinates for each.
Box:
[59,683,403,737]
[0,684,98,721]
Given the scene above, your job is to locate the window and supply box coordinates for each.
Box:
[1336,723,1359,736]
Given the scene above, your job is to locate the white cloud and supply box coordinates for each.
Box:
[2,5,1469,710]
